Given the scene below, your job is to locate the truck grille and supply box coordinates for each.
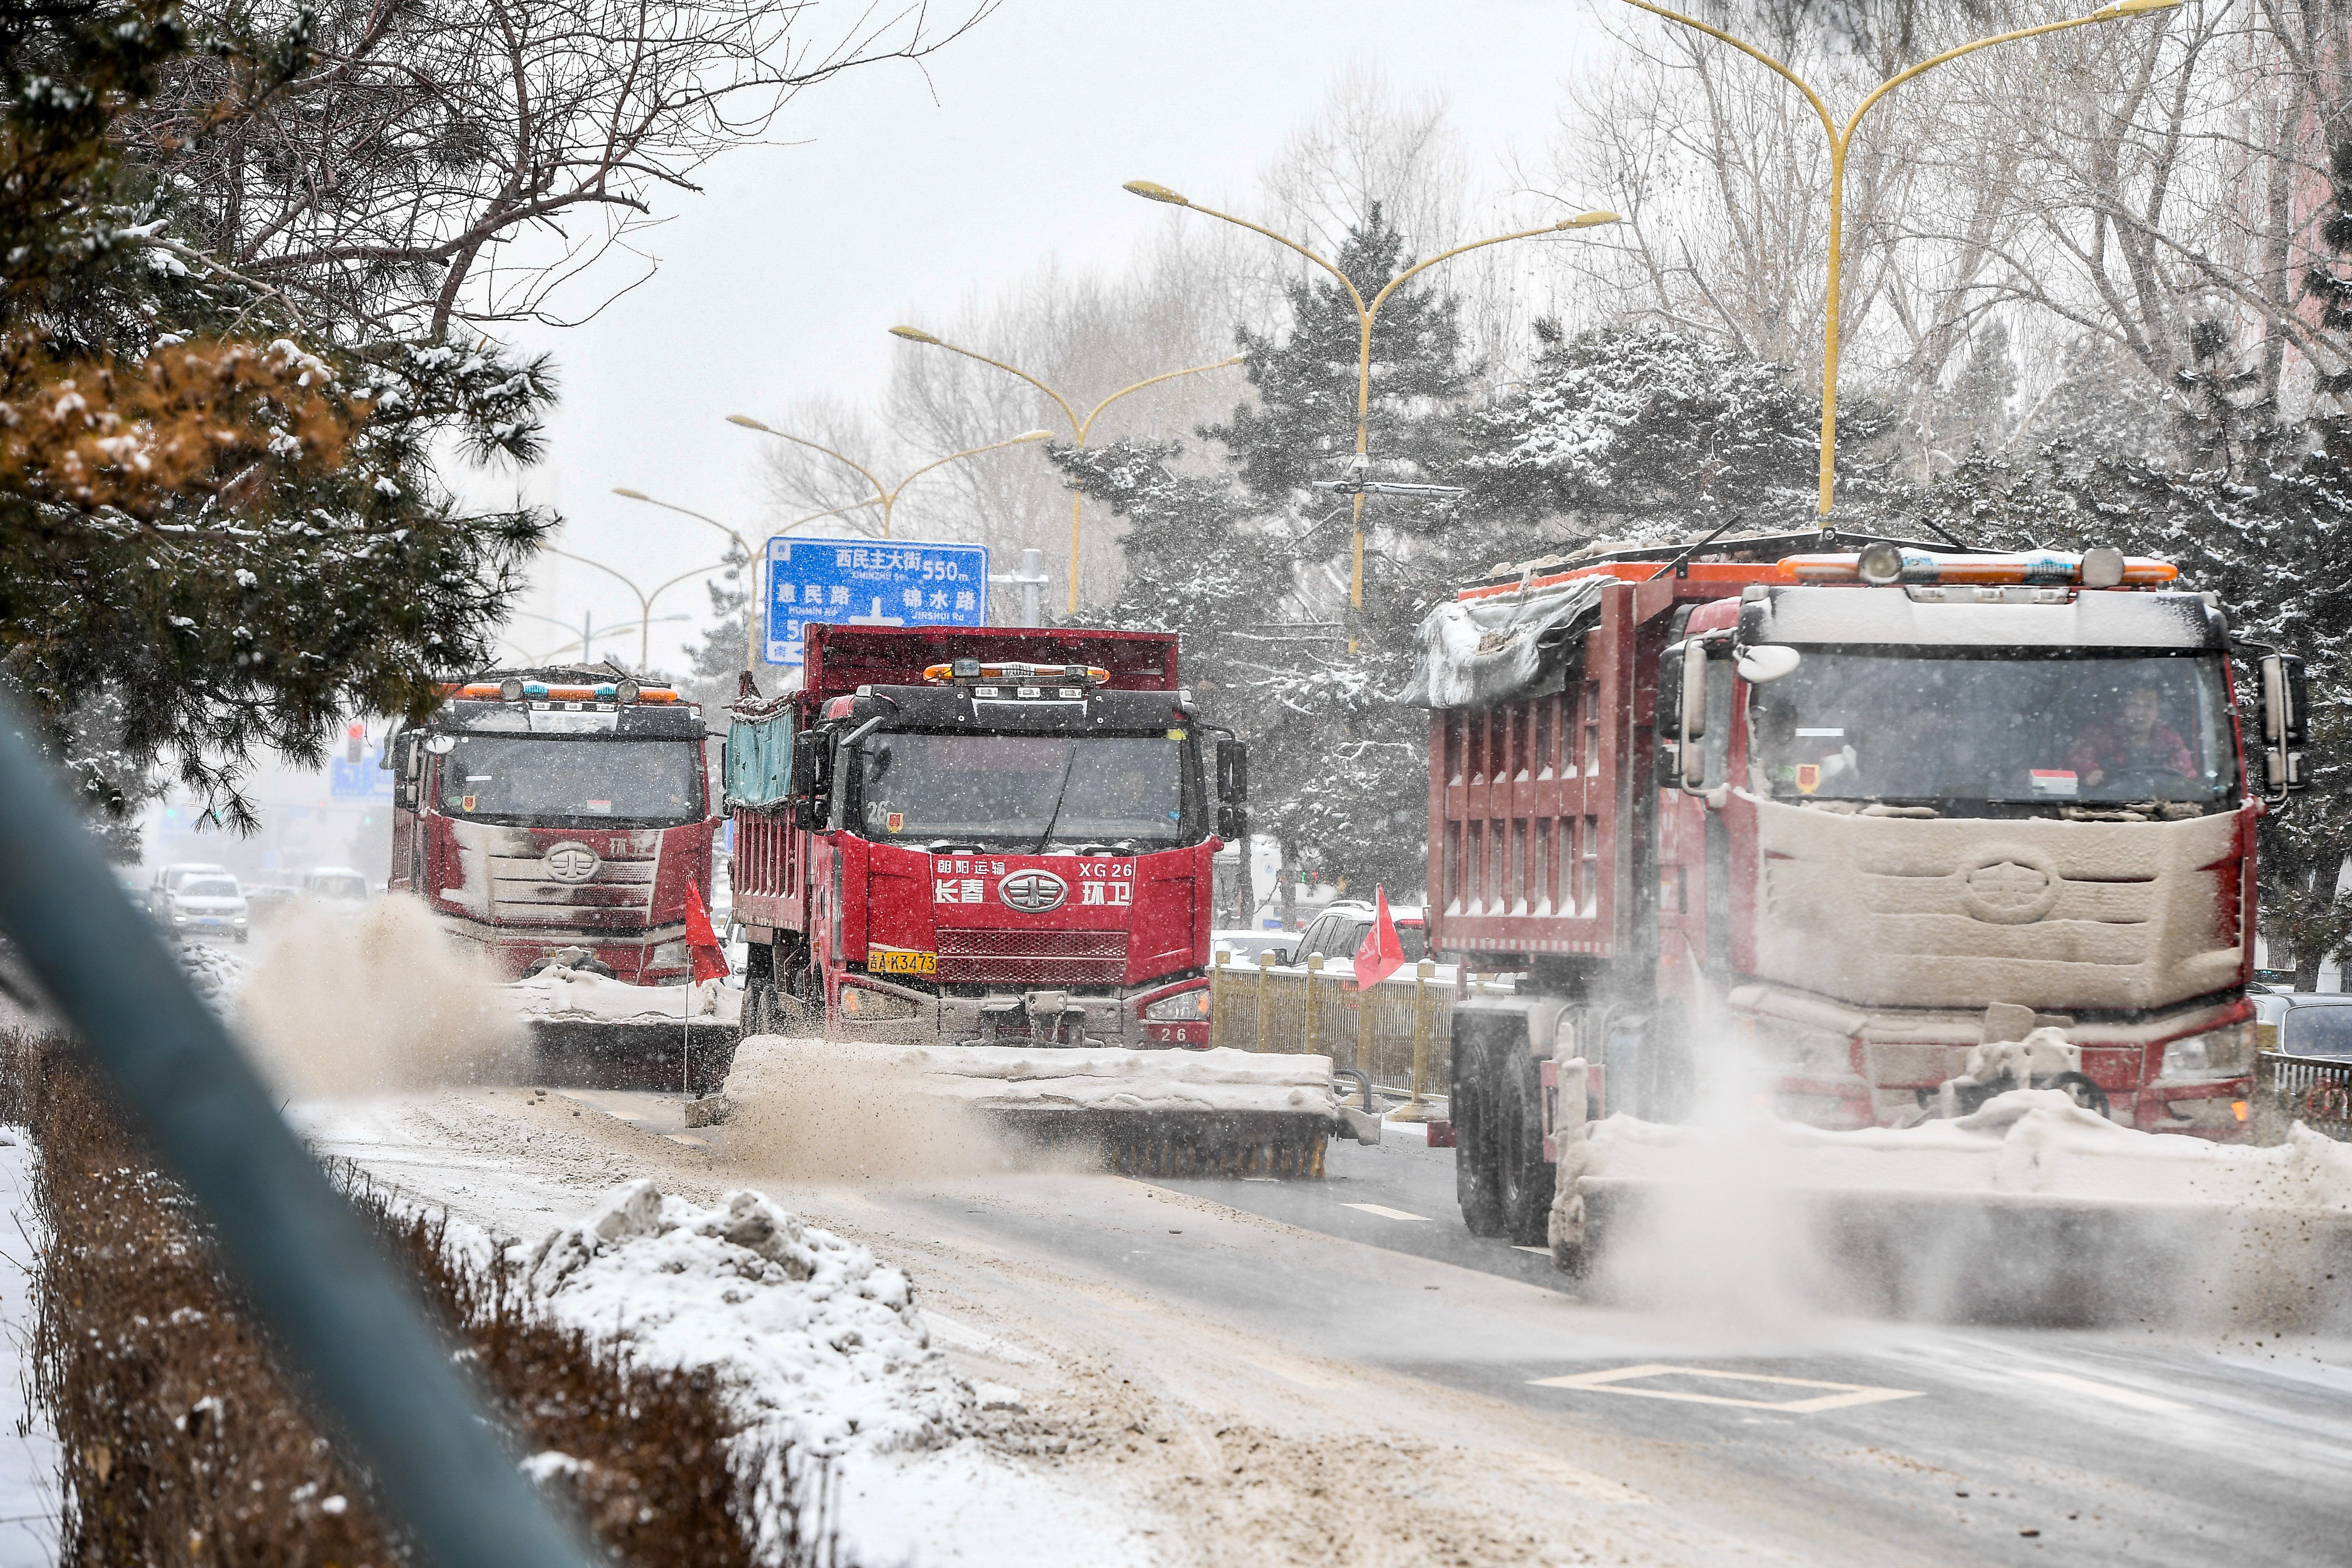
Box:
[489,848,657,926]
[933,928,1127,983]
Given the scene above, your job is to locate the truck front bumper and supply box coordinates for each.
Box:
[832,975,1199,1048]
[1727,981,2255,1138]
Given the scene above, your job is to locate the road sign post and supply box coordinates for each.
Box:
[762,536,991,667]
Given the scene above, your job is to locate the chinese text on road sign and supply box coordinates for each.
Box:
[762,536,991,667]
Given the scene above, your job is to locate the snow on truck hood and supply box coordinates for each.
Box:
[509,967,741,1024]
[1578,1089,2352,1213]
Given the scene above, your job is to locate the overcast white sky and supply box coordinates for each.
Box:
[483,0,1627,676]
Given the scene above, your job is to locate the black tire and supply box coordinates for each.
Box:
[1495,1045,1555,1247]
[1451,1025,1505,1237]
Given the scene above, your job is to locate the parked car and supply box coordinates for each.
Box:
[1288,903,1432,972]
[1213,929,1297,969]
[2253,991,2352,1061]
[161,874,249,943]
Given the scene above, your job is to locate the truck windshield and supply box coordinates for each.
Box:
[1746,651,2236,810]
[437,737,702,826]
[854,733,1188,848]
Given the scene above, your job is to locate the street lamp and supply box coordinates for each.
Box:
[1127,180,1617,626]
[610,488,874,679]
[725,417,1051,542]
[504,608,691,667]
[888,326,1242,616]
[539,546,728,672]
[1622,0,2180,514]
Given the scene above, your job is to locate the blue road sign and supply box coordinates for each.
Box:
[330,747,392,799]
[762,535,991,667]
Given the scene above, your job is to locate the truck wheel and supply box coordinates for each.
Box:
[1451,1026,1505,1237]
[1495,1046,1555,1247]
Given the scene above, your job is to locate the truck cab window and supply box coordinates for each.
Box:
[850,732,1193,849]
[437,736,702,827]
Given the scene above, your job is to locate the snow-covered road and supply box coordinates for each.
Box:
[299,1082,2352,1568]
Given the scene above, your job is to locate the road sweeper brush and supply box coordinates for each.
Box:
[723,1035,1365,1178]
[1546,1081,2352,1331]
[513,956,740,1094]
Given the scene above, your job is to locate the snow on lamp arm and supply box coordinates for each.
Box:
[887,325,1244,618]
[1123,181,1617,640]
[1620,0,2180,517]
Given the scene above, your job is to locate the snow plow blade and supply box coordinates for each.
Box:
[1550,1091,2352,1331]
[523,1017,739,1096]
[982,1105,1331,1178]
[513,966,742,1094]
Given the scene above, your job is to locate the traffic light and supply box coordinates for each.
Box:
[346,722,365,764]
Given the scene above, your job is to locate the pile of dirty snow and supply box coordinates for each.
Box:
[1577,1089,2352,1213]
[176,941,248,1013]
[511,969,740,1025]
[525,1180,969,1457]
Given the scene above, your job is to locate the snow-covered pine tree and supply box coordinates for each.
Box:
[1055,206,1492,902]
[1457,320,1854,540]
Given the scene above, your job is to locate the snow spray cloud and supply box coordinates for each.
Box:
[1584,996,1838,1342]
[234,897,527,1096]
[715,1037,1011,1184]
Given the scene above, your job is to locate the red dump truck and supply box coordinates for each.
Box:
[388,664,721,983]
[1417,535,2308,1243]
[726,624,1248,1047]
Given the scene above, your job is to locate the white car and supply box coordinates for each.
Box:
[163,874,250,943]
[302,866,372,906]
[1213,929,1298,969]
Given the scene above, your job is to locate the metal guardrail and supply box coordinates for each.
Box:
[0,706,593,1568]
[1209,952,1451,1109]
[2253,1050,2352,1144]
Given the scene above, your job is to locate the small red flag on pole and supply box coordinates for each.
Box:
[683,880,730,985]
[1353,887,1405,991]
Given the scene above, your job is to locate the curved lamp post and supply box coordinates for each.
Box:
[1621,0,2180,514]
[539,545,727,672]
[886,327,1243,615]
[611,488,877,676]
[1125,180,1617,621]
[724,418,1051,541]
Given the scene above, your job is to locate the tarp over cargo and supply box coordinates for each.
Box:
[723,702,795,811]
[1399,575,1606,710]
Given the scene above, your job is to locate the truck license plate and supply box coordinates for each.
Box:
[866,947,936,977]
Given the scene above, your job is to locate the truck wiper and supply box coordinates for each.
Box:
[1032,743,1080,852]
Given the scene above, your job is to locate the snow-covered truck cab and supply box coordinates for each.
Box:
[729,624,1247,1047]
[387,667,719,983]
[1426,536,2309,1244]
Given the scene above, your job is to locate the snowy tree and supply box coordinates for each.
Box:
[1457,320,1883,539]
[1,0,553,834]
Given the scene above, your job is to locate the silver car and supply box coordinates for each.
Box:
[163,875,250,943]
[2253,991,2352,1061]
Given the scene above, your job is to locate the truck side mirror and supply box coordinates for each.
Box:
[789,739,831,832]
[2259,652,2309,798]
[1216,739,1249,840]
[1680,639,1709,792]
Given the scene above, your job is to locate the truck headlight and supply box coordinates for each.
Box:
[172,914,189,925]
[1142,987,1212,1022]
[2161,1024,2252,1081]
[650,941,690,969]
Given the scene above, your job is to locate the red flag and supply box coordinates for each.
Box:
[1353,887,1405,991]
[682,880,730,985]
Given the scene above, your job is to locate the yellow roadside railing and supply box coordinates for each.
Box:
[1210,950,1451,1113]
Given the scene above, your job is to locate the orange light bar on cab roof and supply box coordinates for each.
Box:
[1778,551,2178,587]
[922,662,1111,685]
[436,682,680,703]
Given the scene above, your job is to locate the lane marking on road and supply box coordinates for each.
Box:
[1341,1203,1430,1222]
[2016,1369,2189,1413]
[1531,1363,1924,1415]
[1513,1245,1551,1256]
